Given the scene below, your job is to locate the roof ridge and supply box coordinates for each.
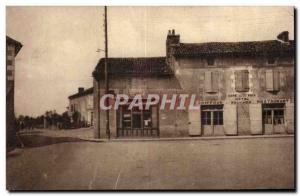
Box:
[180,40,283,45]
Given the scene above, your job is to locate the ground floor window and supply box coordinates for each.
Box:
[117,102,159,137]
[201,105,223,125]
[263,103,285,125]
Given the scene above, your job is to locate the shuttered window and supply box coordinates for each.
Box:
[205,71,218,93]
[235,70,249,92]
[266,70,279,92]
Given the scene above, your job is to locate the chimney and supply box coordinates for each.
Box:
[166,29,180,57]
[78,87,84,93]
[277,31,289,43]
[166,29,180,72]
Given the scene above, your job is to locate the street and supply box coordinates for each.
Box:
[7,133,294,190]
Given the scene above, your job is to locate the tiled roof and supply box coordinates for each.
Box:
[93,57,172,79]
[173,40,295,57]
[68,87,93,99]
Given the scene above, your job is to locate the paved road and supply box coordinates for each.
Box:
[7,137,294,190]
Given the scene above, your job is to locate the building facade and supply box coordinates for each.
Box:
[6,36,22,149]
[68,87,94,127]
[92,30,294,138]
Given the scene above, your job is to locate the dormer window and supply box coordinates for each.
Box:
[207,57,215,66]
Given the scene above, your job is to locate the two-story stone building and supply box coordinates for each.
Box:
[68,87,94,126]
[6,36,22,150]
[92,30,294,139]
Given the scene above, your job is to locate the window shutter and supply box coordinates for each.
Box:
[273,70,280,91]
[118,108,123,129]
[205,71,212,93]
[285,102,294,134]
[242,70,249,91]
[189,108,201,136]
[249,103,262,134]
[224,104,237,135]
[266,70,280,92]
[235,71,243,91]
[266,70,274,91]
[212,71,219,92]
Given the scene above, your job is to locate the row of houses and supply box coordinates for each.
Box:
[68,30,295,138]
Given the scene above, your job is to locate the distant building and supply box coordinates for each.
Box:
[68,87,94,127]
[6,36,22,149]
[92,30,294,138]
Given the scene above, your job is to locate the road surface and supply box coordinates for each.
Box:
[7,135,294,190]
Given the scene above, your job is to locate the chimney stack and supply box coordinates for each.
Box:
[166,29,180,71]
[78,87,84,93]
[277,31,289,43]
[166,29,180,47]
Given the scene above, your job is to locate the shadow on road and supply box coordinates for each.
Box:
[18,134,84,148]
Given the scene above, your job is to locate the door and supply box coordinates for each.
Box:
[262,103,285,134]
[201,105,224,136]
[237,103,251,135]
[188,109,201,136]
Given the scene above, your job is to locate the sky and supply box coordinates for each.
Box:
[6,6,294,117]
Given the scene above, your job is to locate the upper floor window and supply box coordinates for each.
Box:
[207,57,215,66]
[7,60,13,66]
[204,71,219,93]
[235,70,249,92]
[266,70,280,92]
[7,50,13,56]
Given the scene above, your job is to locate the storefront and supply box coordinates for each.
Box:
[116,103,159,137]
[262,103,285,134]
[201,104,224,136]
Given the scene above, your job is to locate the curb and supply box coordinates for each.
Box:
[78,134,294,143]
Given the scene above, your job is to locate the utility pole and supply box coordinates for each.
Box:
[104,6,110,139]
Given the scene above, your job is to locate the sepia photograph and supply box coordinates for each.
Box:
[6,6,295,190]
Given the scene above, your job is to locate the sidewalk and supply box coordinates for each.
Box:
[79,133,294,142]
[18,127,294,143]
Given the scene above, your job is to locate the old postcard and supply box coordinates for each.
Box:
[6,6,295,190]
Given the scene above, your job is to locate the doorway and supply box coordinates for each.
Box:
[263,103,285,134]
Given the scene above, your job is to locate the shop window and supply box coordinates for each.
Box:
[205,71,219,93]
[122,106,132,129]
[201,105,223,125]
[262,103,285,125]
[235,70,249,92]
[143,108,152,128]
[273,110,284,125]
[263,110,272,124]
[201,111,211,125]
[213,111,223,125]
[119,104,157,130]
[266,70,279,92]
